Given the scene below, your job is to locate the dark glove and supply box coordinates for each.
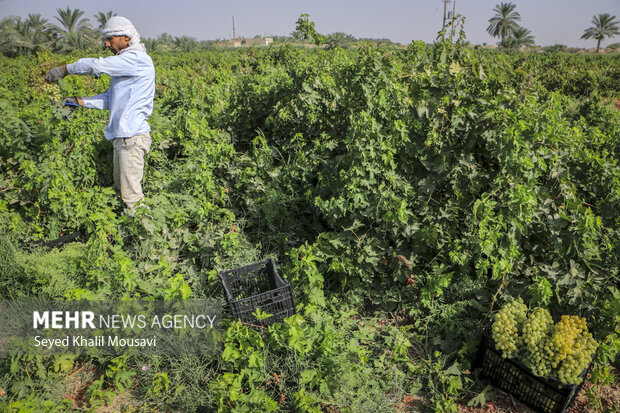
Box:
[62,97,80,107]
[45,66,66,82]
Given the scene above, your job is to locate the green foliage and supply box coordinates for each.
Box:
[295,14,327,46]
[211,309,415,412]
[0,237,16,279]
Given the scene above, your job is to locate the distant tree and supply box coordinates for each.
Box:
[0,17,34,56]
[487,2,521,43]
[0,15,60,56]
[271,34,296,43]
[53,7,98,51]
[64,30,94,50]
[142,37,162,52]
[54,7,91,34]
[0,9,101,55]
[501,26,535,50]
[542,44,567,53]
[25,13,53,45]
[289,30,304,41]
[173,35,198,52]
[357,37,394,45]
[326,32,356,49]
[512,27,535,47]
[95,11,116,30]
[144,33,174,51]
[295,14,326,45]
[198,39,216,50]
[157,33,174,48]
[581,13,620,52]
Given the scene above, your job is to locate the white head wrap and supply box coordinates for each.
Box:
[101,16,145,51]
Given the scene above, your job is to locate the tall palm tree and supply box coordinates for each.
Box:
[53,7,100,51]
[581,13,620,52]
[25,14,54,46]
[54,7,91,35]
[487,2,521,43]
[95,11,117,30]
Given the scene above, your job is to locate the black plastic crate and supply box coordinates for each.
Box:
[474,328,593,413]
[218,259,295,329]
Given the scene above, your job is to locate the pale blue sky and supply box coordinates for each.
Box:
[1,0,620,48]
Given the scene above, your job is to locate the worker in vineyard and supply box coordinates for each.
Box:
[44,16,155,211]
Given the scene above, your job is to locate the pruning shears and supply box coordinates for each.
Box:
[50,99,80,122]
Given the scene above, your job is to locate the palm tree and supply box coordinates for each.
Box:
[142,37,162,52]
[53,7,101,51]
[0,15,69,56]
[173,36,198,52]
[95,11,116,30]
[25,14,54,46]
[54,7,91,35]
[65,30,94,50]
[290,30,304,41]
[501,26,535,49]
[487,2,521,43]
[13,17,30,40]
[326,32,356,49]
[158,33,175,45]
[0,17,34,56]
[581,13,620,52]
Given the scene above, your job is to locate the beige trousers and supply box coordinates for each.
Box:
[112,134,151,208]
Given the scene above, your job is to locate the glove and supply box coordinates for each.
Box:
[62,97,79,107]
[45,66,66,82]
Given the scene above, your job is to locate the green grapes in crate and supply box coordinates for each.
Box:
[491,301,598,386]
[555,330,597,385]
[545,316,597,385]
[544,315,587,367]
[521,307,554,377]
[491,297,527,359]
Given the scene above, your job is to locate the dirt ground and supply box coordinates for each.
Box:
[454,381,620,413]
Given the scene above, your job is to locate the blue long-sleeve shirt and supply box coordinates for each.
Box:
[67,47,155,140]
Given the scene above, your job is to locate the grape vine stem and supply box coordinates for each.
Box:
[490,274,506,313]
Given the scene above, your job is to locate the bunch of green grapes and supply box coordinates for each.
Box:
[521,307,554,376]
[492,298,528,359]
[555,329,597,385]
[38,82,62,101]
[491,301,598,386]
[544,315,586,368]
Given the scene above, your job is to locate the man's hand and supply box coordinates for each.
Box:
[62,97,80,107]
[45,66,67,82]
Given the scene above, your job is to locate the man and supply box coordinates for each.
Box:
[45,16,155,210]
